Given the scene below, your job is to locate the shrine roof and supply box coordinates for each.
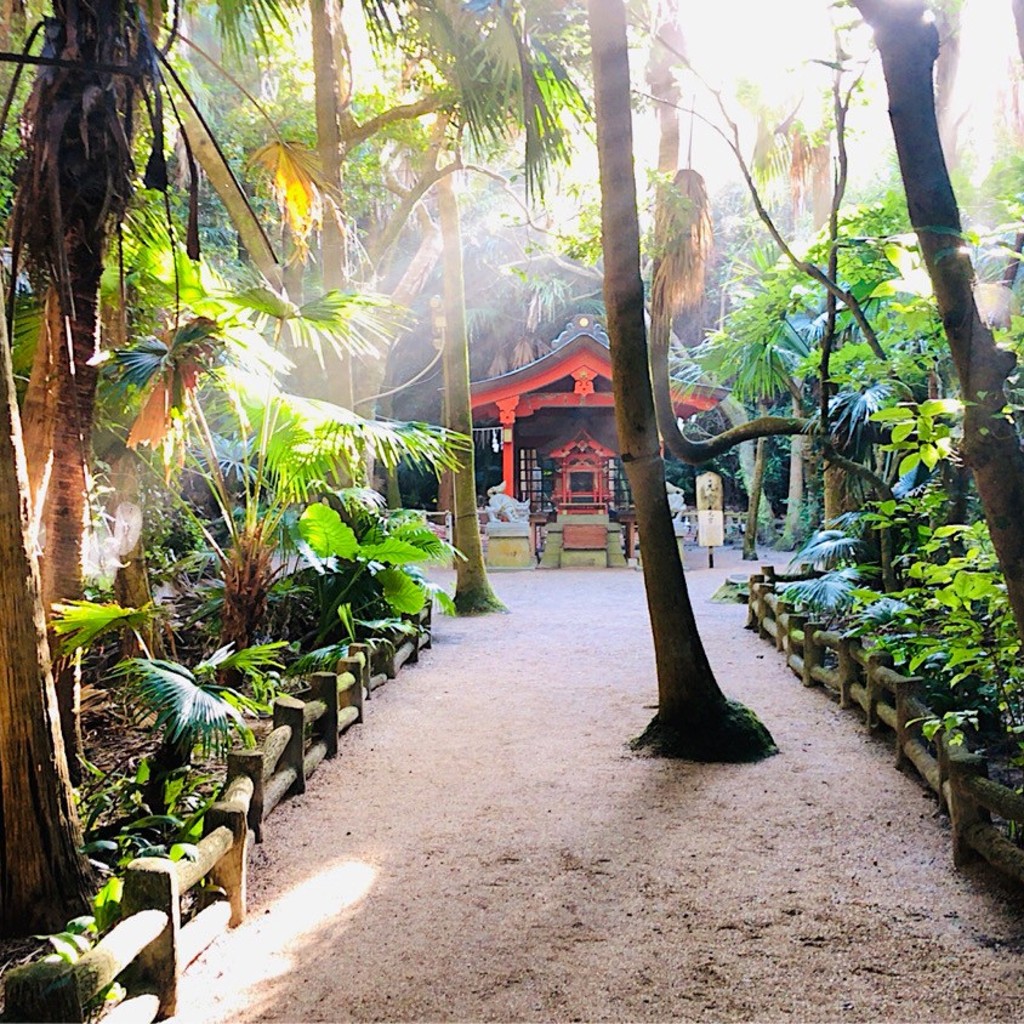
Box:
[470,314,729,413]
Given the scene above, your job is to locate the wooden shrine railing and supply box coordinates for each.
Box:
[748,568,1024,888]
[4,609,431,1023]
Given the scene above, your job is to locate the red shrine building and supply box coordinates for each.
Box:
[470,315,726,513]
[469,316,727,566]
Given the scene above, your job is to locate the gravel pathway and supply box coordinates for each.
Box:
[170,549,1024,1023]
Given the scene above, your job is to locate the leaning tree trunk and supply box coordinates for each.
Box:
[0,278,93,936]
[437,173,505,614]
[855,0,1024,647]
[589,0,774,762]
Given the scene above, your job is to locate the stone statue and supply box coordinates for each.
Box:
[486,481,531,522]
[666,480,688,521]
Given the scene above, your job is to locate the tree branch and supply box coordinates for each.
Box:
[342,93,447,149]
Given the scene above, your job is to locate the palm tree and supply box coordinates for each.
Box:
[588,0,774,762]
[438,170,505,614]
[0,275,93,935]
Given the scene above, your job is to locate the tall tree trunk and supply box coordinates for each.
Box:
[781,396,805,548]
[855,0,1024,646]
[310,0,355,410]
[14,0,141,769]
[437,173,505,614]
[0,279,93,936]
[933,3,962,170]
[742,436,765,561]
[589,0,774,762]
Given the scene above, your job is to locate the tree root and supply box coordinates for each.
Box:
[454,589,508,615]
[631,700,778,763]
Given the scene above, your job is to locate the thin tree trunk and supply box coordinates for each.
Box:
[437,173,504,614]
[589,0,773,762]
[0,278,93,936]
[782,396,805,548]
[856,0,1024,646]
[742,436,765,561]
[109,453,161,658]
[310,0,354,411]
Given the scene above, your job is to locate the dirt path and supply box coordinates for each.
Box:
[171,550,1024,1023]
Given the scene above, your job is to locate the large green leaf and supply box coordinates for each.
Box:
[298,504,360,559]
[361,537,433,565]
[376,567,426,616]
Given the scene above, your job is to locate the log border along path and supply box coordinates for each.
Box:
[170,548,1024,1023]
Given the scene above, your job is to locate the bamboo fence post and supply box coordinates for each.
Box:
[205,796,251,927]
[402,613,420,664]
[942,743,989,867]
[381,638,398,679]
[865,651,891,730]
[774,595,788,653]
[757,566,777,641]
[121,859,181,1017]
[787,612,806,657]
[745,572,765,630]
[228,749,266,841]
[419,603,433,650]
[273,695,307,796]
[337,654,365,724]
[309,671,340,759]
[802,621,824,688]
[893,675,916,771]
[757,585,774,641]
[349,642,372,701]
[836,637,857,710]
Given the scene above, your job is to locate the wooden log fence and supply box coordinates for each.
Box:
[4,606,433,1023]
[748,567,1024,889]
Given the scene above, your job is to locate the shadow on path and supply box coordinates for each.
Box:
[171,549,1024,1023]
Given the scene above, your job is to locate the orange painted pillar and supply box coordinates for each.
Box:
[496,397,520,497]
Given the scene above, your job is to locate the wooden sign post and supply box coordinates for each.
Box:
[695,471,724,568]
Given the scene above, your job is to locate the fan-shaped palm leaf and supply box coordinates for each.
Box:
[51,600,161,656]
[793,529,865,569]
[115,659,250,757]
[780,567,864,617]
[828,382,892,457]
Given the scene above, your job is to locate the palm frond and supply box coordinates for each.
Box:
[194,641,287,679]
[287,642,353,677]
[115,658,250,756]
[793,529,865,569]
[829,383,892,457]
[855,596,910,627]
[214,0,300,56]
[51,601,161,655]
[780,567,864,617]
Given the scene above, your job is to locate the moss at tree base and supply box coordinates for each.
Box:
[454,588,508,615]
[631,699,778,763]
